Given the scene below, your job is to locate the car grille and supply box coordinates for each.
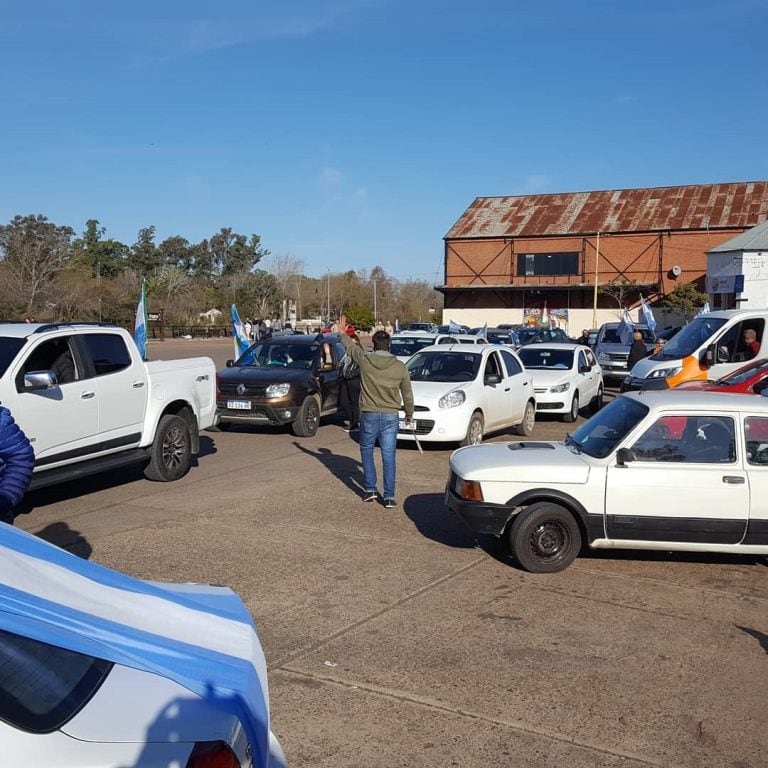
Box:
[604,353,627,362]
[400,419,435,436]
[536,402,564,410]
[218,382,269,398]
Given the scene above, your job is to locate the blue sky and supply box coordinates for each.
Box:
[1,0,766,281]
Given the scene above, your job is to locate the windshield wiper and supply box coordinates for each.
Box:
[564,433,582,453]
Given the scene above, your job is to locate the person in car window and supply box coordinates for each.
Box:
[0,406,35,525]
[744,329,761,360]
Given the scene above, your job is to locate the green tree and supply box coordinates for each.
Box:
[345,305,375,329]
[208,228,270,276]
[661,283,710,323]
[129,226,161,275]
[158,236,194,272]
[71,219,128,278]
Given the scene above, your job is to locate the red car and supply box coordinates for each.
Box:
[675,358,768,394]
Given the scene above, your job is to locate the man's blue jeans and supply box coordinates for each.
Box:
[359,411,399,500]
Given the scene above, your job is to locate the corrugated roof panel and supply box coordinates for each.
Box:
[445,182,768,239]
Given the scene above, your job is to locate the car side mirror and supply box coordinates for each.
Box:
[615,447,636,466]
[485,373,502,386]
[717,345,730,363]
[24,370,57,391]
[226,359,234,368]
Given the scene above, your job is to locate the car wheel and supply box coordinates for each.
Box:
[590,385,603,414]
[144,414,192,482]
[507,502,581,573]
[514,400,535,436]
[460,411,484,446]
[292,396,320,437]
[563,392,579,423]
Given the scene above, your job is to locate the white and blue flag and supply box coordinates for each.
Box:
[0,523,273,766]
[617,308,635,345]
[231,303,251,360]
[448,319,462,334]
[133,278,148,360]
[696,301,711,317]
[394,319,401,333]
[639,294,657,333]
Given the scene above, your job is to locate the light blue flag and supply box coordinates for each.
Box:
[639,295,657,333]
[482,321,488,340]
[696,301,711,317]
[394,319,401,333]
[617,308,635,345]
[448,319,461,334]
[231,304,251,360]
[133,278,148,360]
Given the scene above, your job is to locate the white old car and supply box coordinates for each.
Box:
[517,343,604,422]
[446,391,768,572]
[398,344,535,445]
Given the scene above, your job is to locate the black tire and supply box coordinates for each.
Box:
[563,392,579,423]
[292,396,320,437]
[144,414,192,482]
[460,411,484,446]
[590,385,604,414]
[507,502,582,573]
[514,400,535,436]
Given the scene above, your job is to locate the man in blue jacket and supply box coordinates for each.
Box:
[0,406,35,524]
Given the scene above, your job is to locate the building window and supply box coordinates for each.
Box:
[517,252,579,277]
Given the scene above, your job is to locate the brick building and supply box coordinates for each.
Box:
[439,182,768,333]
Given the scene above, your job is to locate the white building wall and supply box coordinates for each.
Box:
[444,307,636,335]
[707,250,768,309]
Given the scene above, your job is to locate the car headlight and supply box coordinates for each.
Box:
[266,382,290,397]
[597,352,609,361]
[439,389,466,408]
[646,367,683,379]
[550,382,570,393]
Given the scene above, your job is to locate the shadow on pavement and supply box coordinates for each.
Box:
[737,626,768,656]
[403,492,493,550]
[33,521,93,559]
[292,441,365,497]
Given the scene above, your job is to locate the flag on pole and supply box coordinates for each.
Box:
[394,319,401,333]
[230,304,251,360]
[482,321,488,341]
[639,294,657,333]
[133,278,148,360]
[696,301,711,317]
[541,300,549,327]
[617,307,635,345]
[448,319,461,334]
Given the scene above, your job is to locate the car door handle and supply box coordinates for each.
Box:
[722,476,745,484]
[133,381,145,388]
[523,381,528,386]
[504,387,510,392]
[81,391,96,399]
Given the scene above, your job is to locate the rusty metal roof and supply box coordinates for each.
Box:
[445,182,768,239]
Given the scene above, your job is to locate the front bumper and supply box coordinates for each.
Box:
[445,484,513,536]
[217,400,301,425]
[533,393,568,413]
[396,406,470,442]
[620,376,670,392]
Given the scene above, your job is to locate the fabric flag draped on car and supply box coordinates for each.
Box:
[133,278,148,360]
[617,307,635,345]
[231,304,251,360]
[0,523,272,767]
[639,295,657,333]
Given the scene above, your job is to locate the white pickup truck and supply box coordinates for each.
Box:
[0,322,217,492]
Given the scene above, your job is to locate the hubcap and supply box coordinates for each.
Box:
[530,521,568,559]
[162,426,186,468]
[524,405,534,431]
[470,419,482,444]
[571,397,579,419]
[306,404,319,428]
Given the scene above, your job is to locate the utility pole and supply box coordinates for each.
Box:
[326,271,330,324]
[592,232,600,328]
[373,278,378,324]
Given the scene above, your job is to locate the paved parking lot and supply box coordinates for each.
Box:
[17,338,768,768]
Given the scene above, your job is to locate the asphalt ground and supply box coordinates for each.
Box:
[17,337,768,768]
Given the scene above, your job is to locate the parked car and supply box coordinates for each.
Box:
[392,332,488,363]
[0,322,217,492]
[675,357,768,395]
[397,344,535,446]
[216,333,343,436]
[404,322,438,333]
[0,523,285,767]
[469,327,521,347]
[437,324,471,334]
[446,390,768,573]
[516,327,571,346]
[594,322,655,382]
[518,343,604,421]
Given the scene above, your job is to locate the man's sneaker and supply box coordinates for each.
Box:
[384,498,396,509]
[363,492,378,503]
[343,426,352,433]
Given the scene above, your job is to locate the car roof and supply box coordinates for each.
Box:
[434,333,485,343]
[268,333,337,344]
[622,390,768,412]
[518,343,582,352]
[0,321,117,339]
[413,343,498,356]
[599,322,651,330]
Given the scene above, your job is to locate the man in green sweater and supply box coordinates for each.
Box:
[338,315,414,508]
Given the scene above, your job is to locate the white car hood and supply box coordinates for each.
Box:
[528,369,572,388]
[411,380,467,405]
[450,441,590,484]
[630,355,678,378]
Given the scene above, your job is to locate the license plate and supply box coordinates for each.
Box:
[399,419,416,430]
[227,399,251,410]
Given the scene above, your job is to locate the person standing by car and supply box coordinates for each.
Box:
[339,334,362,433]
[627,330,648,373]
[0,406,35,525]
[338,315,414,509]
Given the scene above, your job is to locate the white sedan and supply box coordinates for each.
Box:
[518,343,603,422]
[397,344,535,445]
[0,523,285,768]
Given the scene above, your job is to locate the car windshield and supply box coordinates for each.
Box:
[716,358,768,385]
[516,329,540,343]
[659,317,728,359]
[406,351,481,382]
[407,323,433,332]
[486,331,517,345]
[518,348,574,369]
[600,327,655,344]
[235,342,319,368]
[566,396,648,458]
[390,337,435,357]
[0,337,26,378]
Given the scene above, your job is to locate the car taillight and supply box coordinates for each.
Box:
[186,740,241,768]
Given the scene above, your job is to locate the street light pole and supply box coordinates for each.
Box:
[373,278,377,323]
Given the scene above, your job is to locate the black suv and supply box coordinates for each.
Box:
[216,334,345,436]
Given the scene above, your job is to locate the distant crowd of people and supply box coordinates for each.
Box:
[242,317,292,341]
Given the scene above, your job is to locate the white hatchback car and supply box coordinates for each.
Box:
[447,390,768,573]
[398,344,535,445]
[517,343,604,422]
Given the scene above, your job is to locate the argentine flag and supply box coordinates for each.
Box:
[639,294,657,333]
[696,301,711,317]
[617,307,635,345]
[448,319,462,334]
[133,278,148,360]
[231,303,251,360]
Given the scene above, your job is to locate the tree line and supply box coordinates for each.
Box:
[0,214,444,329]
